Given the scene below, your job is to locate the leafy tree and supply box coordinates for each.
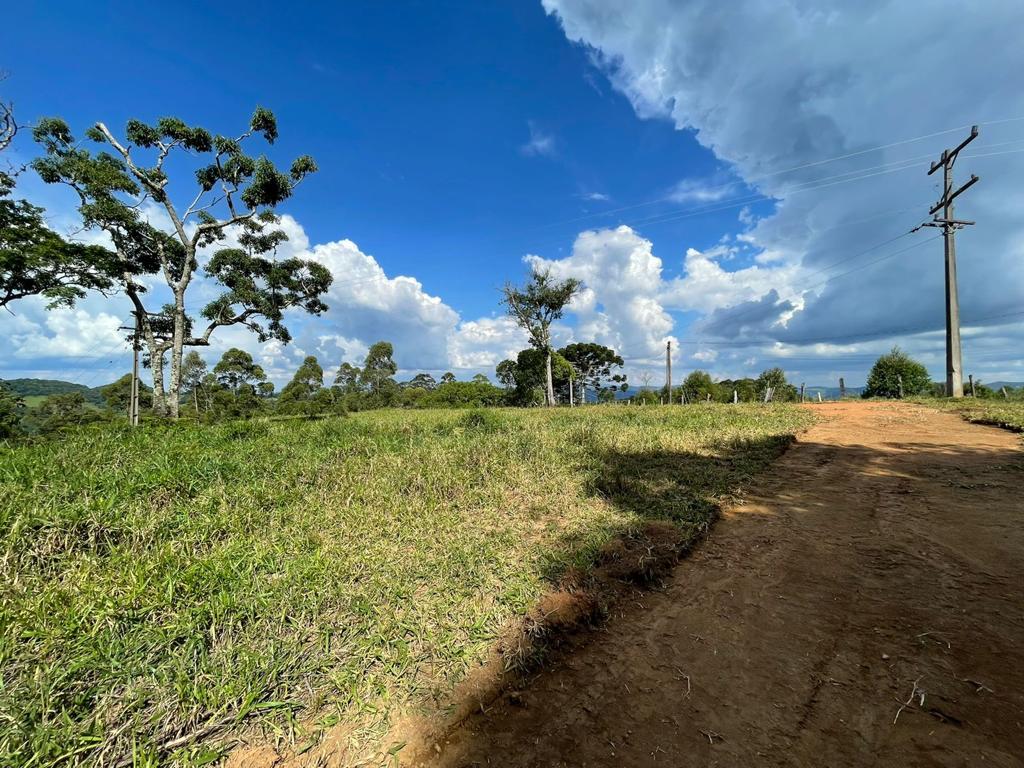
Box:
[502,268,580,406]
[681,370,718,403]
[406,372,437,391]
[755,367,798,402]
[281,355,323,395]
[1,174,119,309]
[32,108,326,418]
[559,342,626,404]
[440,371,457,385]
[214,348,267,394]
[180,351,208,416]
[278,355,324,412]
[511,347,572,406]
[863,347,931,399]
[0,383,25,439]
[360,342,398,395]
[495,359,516,391]
[419,380,506,408]
[100,373,153,417]
[717,378,758,403]
[25,392,103,434]
[471,373,490,384]
[279,355,345,416]
[334,362,362,394]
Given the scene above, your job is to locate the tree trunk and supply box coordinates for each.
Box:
[167,291,186,419]
[193,388,200,417]
[150,348,167,416]
[545,349,555,407]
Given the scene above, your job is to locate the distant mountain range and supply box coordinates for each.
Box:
[0,378,108,406]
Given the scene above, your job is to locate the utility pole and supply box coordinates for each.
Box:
[665,340,672,404]
[923,126,980,398]
[130,310,141,427]
[120,310,142,427]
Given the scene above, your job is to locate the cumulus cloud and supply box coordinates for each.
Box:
[526,225,676,364]
[0,213,527,385]
[543,0,1024,381]
[448,316,528,370]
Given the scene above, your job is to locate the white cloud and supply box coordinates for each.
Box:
[667,175,734,204]
[520,120,557,158]
[448,316,527,370]
[6,307,125,360]
[526,226,676,366]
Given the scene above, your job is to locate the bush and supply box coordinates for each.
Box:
[755,368,798,402]
[863,347,931,398]
[417,380,507,409]
[459,409,506,432]
[680,370,718,403]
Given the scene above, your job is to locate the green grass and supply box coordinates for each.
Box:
[918,397,1024,432]
[0,404,814,766]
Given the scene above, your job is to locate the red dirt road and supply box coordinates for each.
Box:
[428,403,1024,767]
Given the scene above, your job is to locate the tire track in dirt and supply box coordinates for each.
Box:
[423,402,1024,767]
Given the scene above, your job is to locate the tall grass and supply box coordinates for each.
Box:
[918,398,1024,432]
[0,405,813,766]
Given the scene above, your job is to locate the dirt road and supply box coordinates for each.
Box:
[428,402,1024,767]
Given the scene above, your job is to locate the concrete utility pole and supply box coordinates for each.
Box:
[121,310,142,427]
[130,310,140,427]
[924,126,980,398]
[665,340,672,403]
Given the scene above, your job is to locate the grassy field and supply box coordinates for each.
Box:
[0,405,813,766]
[919,398,1024,432]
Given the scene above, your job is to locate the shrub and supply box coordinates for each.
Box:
[863,347,931,398]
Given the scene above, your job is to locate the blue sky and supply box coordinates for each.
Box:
[3,0,1023,389]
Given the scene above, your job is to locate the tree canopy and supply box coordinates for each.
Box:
[0,174,120,309]
[31,108,327,418]
[863,347,931,398]
[559,342,626,403]
[214,348,267,394]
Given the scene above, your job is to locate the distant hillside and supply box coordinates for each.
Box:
[1,378,109,406]
[805,385,865,399]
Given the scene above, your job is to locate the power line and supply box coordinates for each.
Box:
[673,309,1024,350]
[697,234,939,336]
[541,122,1004,230]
